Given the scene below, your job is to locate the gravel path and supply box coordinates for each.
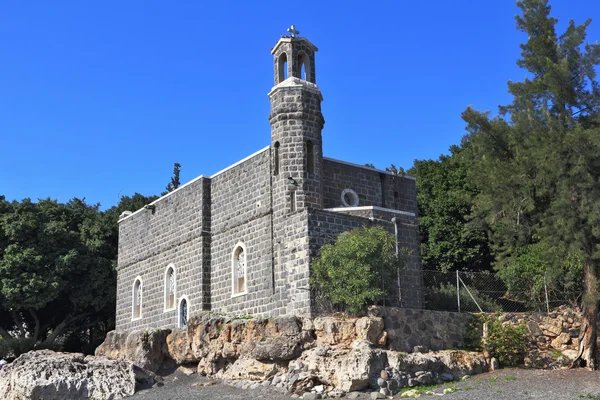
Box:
[132,368,600,400]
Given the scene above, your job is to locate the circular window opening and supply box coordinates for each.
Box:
[341,189,359,207]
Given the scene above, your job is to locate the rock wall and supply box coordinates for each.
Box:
[371,307,473,352]
[97,311,487,396]
[494,305,583,368]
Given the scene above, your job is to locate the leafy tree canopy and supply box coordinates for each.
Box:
[312,226,404,314]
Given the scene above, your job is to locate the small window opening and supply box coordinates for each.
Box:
[290,191,297,212]
[179,298,188,328]
[298,53,306,80]
[394,191,399,199]
[232,245,247,295]
[274,142,280,176]
[132,278,142,320]
[306,140,314,174]
[341,188,359,207]
[165,265,176,310]
[278,53,288,83]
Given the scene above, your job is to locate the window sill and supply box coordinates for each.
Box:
[231,291,247,298]
[131,316,142,321]
[163,307,176,313]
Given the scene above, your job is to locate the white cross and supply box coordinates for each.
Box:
[287,25,299,38]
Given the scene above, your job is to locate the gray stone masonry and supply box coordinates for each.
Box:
[114,33,423,331]
[116,176,210,331]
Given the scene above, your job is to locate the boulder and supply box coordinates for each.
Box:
[249,336,300,361]
[298,340,387,392]
[0,350,141,400]
[313,317,357,347]
[550,332,571,350]
[216,358,280,381]
[355,317,385,345]
[387,350,488,378]
[95,329,170,372]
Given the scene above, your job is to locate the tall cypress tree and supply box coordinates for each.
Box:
[463,0,600,368]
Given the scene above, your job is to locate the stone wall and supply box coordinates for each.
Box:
[371,307,473,352]
[308,209,423,310]
[115,177,211,331]
[322,159,417,214]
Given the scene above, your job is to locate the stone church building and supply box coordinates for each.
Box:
[115,30,423,332]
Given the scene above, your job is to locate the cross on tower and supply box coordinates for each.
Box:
[287,25,299,38]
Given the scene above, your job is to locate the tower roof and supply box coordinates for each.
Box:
[271,36,318,55]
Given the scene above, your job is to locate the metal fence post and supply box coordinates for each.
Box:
[544,273,550,313]
[456,270,461,313]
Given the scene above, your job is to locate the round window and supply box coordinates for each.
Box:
[341,189,359,207]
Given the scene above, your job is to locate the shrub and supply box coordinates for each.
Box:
[311,226,405,314]
[465,314,529,367]
[425,283,502,312]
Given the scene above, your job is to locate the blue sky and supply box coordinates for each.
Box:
[1,1,599,209]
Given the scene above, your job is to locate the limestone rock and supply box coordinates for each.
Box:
[0,350,139,400]
[249,336,301,361]
[551,332,571,350]
[95,329,170,372]
[216,358,280,381]
[313,317,357,347]
[298,342,387,392]
[355,317,385,345]
[387,350,488,378]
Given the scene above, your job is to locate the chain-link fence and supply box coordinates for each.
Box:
[422,270,582,313]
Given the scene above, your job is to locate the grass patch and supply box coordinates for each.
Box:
[504,375,517,381]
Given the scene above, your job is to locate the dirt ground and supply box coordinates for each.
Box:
[131,367,600,400]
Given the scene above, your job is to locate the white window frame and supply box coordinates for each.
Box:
[131,276,143,321]
[231,242,248,297]
[178,295,190,328]
[164,264,177,312]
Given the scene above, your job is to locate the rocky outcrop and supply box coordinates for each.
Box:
[0,350,144,400]
[95,329,170,372]
[298,340,388,392]
[95,311,491,397]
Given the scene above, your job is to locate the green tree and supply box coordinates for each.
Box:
[408,146,492,272]
[162,162,181,195]
[462,0,600,368]
[311,226,404,314]
[0,198,116,348]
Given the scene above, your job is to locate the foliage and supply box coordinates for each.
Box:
[408,148,492,272]
[465,314,530,366]
[0,191,156,352]
[459,0,600,366]
[425,283,501,312]
[497,242,583,308]
[311,226,404,314]
[162,162,182,195]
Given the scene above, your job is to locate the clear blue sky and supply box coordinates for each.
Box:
[2,1,599,209]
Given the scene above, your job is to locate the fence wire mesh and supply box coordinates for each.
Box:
[422,270,582,313]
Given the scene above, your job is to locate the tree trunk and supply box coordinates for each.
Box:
[572,259,598,370]
[28,309,40,343]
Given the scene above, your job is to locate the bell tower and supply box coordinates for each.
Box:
[269,25,324,211]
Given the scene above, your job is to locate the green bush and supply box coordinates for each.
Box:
[466,314,529,367]
[311,226,404,314]
[425,283,502,312]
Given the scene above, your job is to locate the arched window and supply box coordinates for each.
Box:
[274,141,280,176]
[298,51,311,82]
[232,243,247,296]
[132,277,143,320]
[178,296,189,328]
[164,265,176,311]
[278,53,288,83]
[306,140,315,174]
